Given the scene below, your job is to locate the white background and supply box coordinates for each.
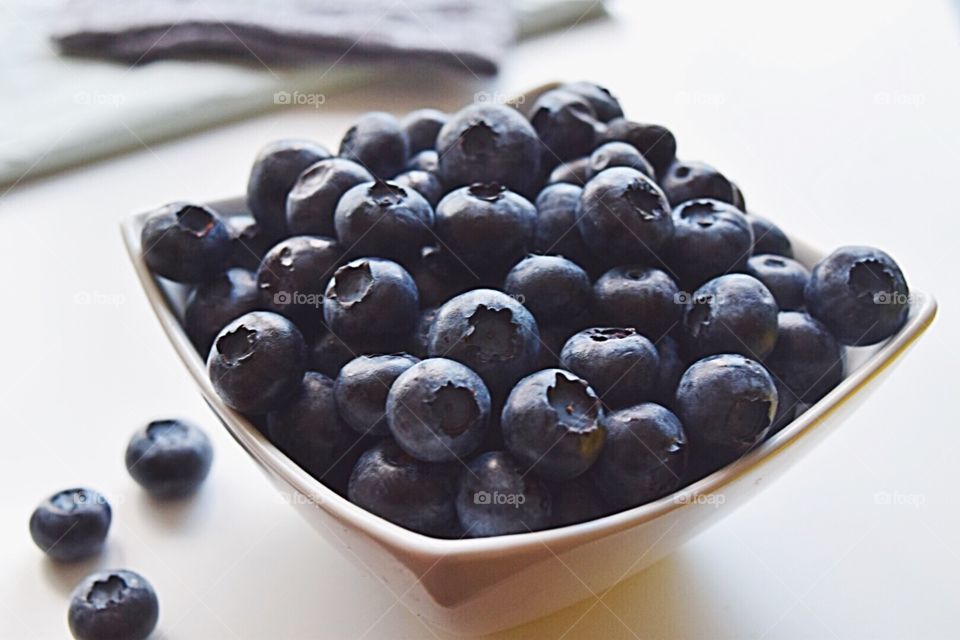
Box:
[1,1,958,638]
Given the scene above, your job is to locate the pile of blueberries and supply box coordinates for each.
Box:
[29,419,213,639]
[141,81,911,540]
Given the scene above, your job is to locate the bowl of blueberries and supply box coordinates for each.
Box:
[122,82,936,635]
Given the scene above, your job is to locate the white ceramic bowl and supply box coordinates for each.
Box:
[120,125,936,638]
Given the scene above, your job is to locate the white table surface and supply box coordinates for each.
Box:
[1,1,958,638]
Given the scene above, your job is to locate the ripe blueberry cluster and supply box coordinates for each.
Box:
[141,82,911,539]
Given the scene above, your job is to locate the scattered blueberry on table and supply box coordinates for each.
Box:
[68,569,159,640]
[30,489,111,562]
[125,419,213,498]
[137,81,913,538]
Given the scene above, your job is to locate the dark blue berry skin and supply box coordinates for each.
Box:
[577,167,674,266]
[286,158,373,236]
[560,328,660,408]
[349,439,460,537]
[208,311,307,414]
[323,258,419,341]
[125,420,213,498]
[334,181,434,264]
[401,109,447,153]
[405,149,440,173]
[547,157,591,186]
[68,569,159,640]
[386,358,491,462]
[659,160,739,206]
[309,331,355,377]
[591,403,687,511]
[434,183,537,277]
[456,451,552,537]
[653,335,685,407]
[593,266,682,339]
[504,255,592,328]
[225,215,273,271]
[338,112,409,179]
[668,199,754,288]
[336,354,420,437]
[745,254,810,310]
[29,489,111,562]
[428,289,541,395]
[256,235,342,333]
[600,119,677,177]
[185,268,261,355]
[769,378,800,435]
[409,245,480,309]
[392,170,445,209]
[267,372,356,482]
[437,103,542,196]
[247,139,332,240]
[675,354,779,463]
[560,81,623,122]
[529,89,603,162]
[550,477,611,527]
[684,274,779,360]
[411,307,439,358]
[804,246,910,346]
[502,369,605,480]
[747,214,793,257]
[589,141,654,179]
[533,183,593,269]
[766,312,845,404]
[141,202,232,283]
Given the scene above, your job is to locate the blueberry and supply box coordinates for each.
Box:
[208,311,307,414]
[559,81,624,122]
[528,89,603,161]
[68,569,158,640]
[653,335,685,406]
[684,274,779,360]
[659,160,740,206]
[547,157,591,186]
[428,289,541,394]
[747,214,793,257]
[141,202,232,283]
[589,141,654,178]
[225,214,273,271]
[247,139,331,239]
[391,169,445,208]
[348,439,459,537]
[502,369,605,479]
[405,149,440,173]
[592,403,687,511]
[409,245,479,309]
[504,255,592,328]
[675,354,778,463]
[29,489,111,562]
[745,254,810,310]
[386,358,490,462]
[434,183,536,276]
[256,235,342,333]
[125,420,213,498]
[456,451,552,537]
[593,266,682,339]
[411,307,439,358]
[532,323,569,371]
[533,183,593,268]
[577,167,674,266]
[559,328,660,408]
[323,258,419,341]
[267,372,356,482]
[308,331,357,377]
[401,108,447,153]
[336,354,420,437]
[600,119,677,177]
[437,103,542,196]
[804,246,910,346]
[766,312,845,404]
[550,477,610,527]
[668,198,754,288]
[731,182,748,212]
[769,378,800,435]
[338,112,409,179]
[334,180,434,263]
[185,268,261,355]
[285,158,373,236]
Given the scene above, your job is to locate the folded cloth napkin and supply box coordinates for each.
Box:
[53,0,515,75]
